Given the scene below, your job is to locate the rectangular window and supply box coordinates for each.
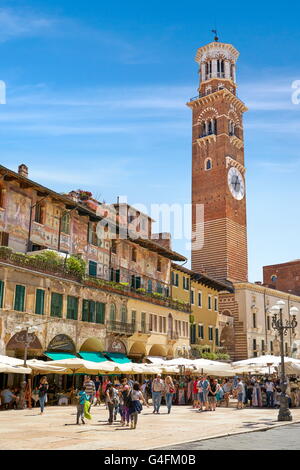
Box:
[253,313,256,329]
[208,295,212,310]
[111,240,117,254]
[208,327,213,341]
[285,343,288,355]
[50,292,63,318]
[261,340,265,354]
[0,232,9,247]
[157,258,161,272]
[35,289,45,315]
[0,280,4,308]
[159,316,163,333]
[61,213,70,234]
[141,312,146,332]
[190,290,194,305]
[149,314,153,331]
[82,299,96,323]
[190,324,196,344]
[267,316,270,331]
[89,260,97,277]
[253,338,257,351]
[0,188,4,208]
[131,310,136,325]
[14,285,25,312]
[183,277,190,290]
[131,247,137,262]
[198,292,202,307]
[35,203,44,224]
[214,297,218,311]
[215,328,219,346]
[163,316,166,333]
[156,282,163,294]
[270,341,273,353]
[96,302,105,324]
[198,324,204,339]
[154,315,157,332]
[88,222,101,247]
[67,296,78,320]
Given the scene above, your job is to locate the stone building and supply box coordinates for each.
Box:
[0,163,191,362]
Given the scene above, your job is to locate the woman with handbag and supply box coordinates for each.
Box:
[165,376,176,414]
[129,382,148,429]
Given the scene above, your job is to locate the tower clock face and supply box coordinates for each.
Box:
[227,167,245,200]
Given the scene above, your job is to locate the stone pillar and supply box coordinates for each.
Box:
[225,60,231,79]
[212,59,217,78]
[201,62,206,82]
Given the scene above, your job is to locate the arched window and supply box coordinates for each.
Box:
[121,305,127,323]
[205,158,212,171]
[110,304,116,321]
[207,120,213,135]
[217,59,225,78]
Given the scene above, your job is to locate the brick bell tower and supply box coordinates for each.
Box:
[187,39,248,283]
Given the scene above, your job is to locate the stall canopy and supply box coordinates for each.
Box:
[78,351,108,362]
[104,352,131,364]
[44,352,77,361]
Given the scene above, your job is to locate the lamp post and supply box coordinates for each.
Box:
[15,322,39,409]
[270,300,298,421]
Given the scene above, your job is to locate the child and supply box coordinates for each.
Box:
[76,386,90,425]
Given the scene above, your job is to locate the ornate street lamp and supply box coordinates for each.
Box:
[270,300,299,421]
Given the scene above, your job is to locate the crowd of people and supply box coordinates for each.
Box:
[1,373,300,424]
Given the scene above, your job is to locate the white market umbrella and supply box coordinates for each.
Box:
[0,355,24,366]
[48,358,117,375]
[26,359,66,374]
[0,363,31,374]
[281,362,300,376]
[233,355,300,368]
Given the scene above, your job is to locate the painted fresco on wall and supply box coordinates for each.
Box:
[7,190,31,236]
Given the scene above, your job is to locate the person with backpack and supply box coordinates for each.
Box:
[120,378,131,426]
[76,386,90,425]
[129,382,148,429]
[38,377,48,415]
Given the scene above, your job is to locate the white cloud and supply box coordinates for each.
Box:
[0,8,54,42]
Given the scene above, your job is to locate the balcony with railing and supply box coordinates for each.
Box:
[107,321,136,336]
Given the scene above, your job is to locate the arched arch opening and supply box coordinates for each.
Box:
[148,344,167,357]
[47,334,76,354]
[6,331,43,359]
[80,337,104,352]
[129,342,147,360]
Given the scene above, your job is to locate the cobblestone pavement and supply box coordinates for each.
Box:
[157,423,300,450]
[0,405,300,450]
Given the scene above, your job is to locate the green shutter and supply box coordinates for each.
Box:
[89,301,95,323]
[14,285,25,312]
[96,302,105,324]
[35,289,45,315]
[82,299,89,322]
[51,293,63,317]
[0,280,4,308]
[89,261,97,277]
[67,296,78,320]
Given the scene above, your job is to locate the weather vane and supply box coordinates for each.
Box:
[212,29,219,41]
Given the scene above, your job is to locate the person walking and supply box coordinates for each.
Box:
[265,378,275,408]
[192,377,200,409]
[83,376,96,410]
[197,375,209,411]
[38,377,48,415]
[222,378,232,408]
[76,386,90,425]
[208,378,219,411]
[236,377,245,410]
[165,376,176,414]
[129,382,148,429]
[106,383,118,425]
[152,374,165,414]
[120,378,131,426]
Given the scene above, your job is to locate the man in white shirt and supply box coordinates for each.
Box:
[152,374,165,414]
[265,379,275,408]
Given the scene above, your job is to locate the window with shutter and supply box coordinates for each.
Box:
[82,299,90,322]
[89,301,95,323]
[0,232,9,247]
[0,280,4,308]
[110,304,116,321]
[51,293,63,317]
[61,213,70,234]
[67,296,78,320]
[35,289,45,315]
[96,302,105,324]
[121,305,127,323]
[14,285,25,312]
[89,261,97,277]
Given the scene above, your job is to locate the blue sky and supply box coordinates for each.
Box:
[1,0,300,282]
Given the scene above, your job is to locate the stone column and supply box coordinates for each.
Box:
[212,59,217,78]
[225,60,231,79]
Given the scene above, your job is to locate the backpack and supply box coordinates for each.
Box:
[123,389,133,407]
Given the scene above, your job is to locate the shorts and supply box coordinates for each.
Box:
[208,396,216,403]
[199,391,208,402]
[238,393,244,402]
[192,393,198,400]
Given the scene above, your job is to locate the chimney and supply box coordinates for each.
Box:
[18,164,28,178]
